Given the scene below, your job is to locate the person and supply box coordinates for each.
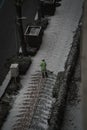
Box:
[40,59,48,78]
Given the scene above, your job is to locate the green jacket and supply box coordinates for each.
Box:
[40,60,46,72]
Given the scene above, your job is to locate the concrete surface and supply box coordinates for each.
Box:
[0,71,11,98]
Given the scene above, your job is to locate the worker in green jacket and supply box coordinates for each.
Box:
[40,59,48,78]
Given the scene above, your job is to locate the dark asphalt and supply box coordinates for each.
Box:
[0,0,38,85]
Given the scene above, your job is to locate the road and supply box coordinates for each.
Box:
[0,0,38,85]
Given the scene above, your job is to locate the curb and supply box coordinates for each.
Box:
[0,71,11,99]
[48,22,81,130]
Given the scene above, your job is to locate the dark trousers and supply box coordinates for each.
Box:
[42,71,48,78]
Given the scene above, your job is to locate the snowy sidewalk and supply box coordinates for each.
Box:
[1,0,83,129]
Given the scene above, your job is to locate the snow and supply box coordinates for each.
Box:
[1,0,83,129]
